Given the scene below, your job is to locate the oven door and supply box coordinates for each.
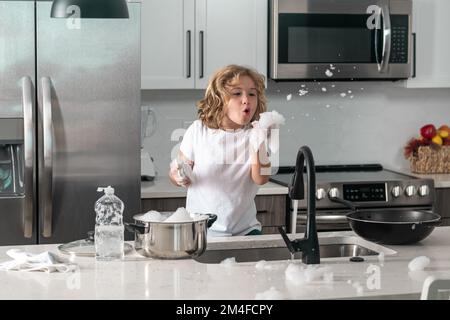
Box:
[295,209,352,233]
[270,0,412,80]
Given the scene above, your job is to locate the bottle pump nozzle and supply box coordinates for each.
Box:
[97,186,115,195]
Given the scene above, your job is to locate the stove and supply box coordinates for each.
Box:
[270,164,435,233]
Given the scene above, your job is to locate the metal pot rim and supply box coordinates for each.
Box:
[132,212,210,225]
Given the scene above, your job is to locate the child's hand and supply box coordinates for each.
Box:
[170,159,192,187]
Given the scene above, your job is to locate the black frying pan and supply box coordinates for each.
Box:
[330,197,442,245]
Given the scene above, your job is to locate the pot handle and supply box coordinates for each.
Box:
[205,214,217,228]
[124,222,146,235]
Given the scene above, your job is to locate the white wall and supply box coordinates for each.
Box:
[141,80,450,177]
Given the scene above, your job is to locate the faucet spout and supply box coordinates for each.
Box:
[279,145,320,264]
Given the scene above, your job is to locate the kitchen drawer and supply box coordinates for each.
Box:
[141,195,287,234]
[255,195,287,234]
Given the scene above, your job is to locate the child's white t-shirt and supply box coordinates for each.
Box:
[180,120,261,236]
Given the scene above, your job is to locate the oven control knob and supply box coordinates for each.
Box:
[316,188,326,200]
[405,185,417,197]
[328,187,340,199]
[418,185,430,197]
[391,186,401,198]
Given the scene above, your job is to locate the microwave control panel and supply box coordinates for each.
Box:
[389,16,409,64]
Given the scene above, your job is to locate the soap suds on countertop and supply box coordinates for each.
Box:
[408,256,430,271]
[254,286,285,300]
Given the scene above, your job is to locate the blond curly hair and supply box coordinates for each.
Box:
[197,65,267,129]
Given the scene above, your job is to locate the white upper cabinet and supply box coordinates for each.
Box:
[141,0,267,89]
[406,0,450,88]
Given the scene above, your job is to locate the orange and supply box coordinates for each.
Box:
[438,125,450,134]
[438,129,449,138]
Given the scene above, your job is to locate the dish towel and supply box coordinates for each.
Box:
[0,249,78,273]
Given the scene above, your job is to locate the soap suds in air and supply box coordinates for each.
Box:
[408,256,430,271]
[255,287,285,300]
[340,93,347,98]
[298,89,308,96]
[321,87,327,92]
[286,94,292,101]
[325,69,333,77]
[325,104,331,108]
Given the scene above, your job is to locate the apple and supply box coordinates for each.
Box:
[420,124,437,139]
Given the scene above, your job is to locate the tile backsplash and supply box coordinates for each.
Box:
[141,80,450,177]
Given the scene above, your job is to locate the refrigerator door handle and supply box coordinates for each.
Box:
[41,77,53,238]
[22,76,35,238]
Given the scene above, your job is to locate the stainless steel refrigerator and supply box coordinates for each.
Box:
[0,0,141,245]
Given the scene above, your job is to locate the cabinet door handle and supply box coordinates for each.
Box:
[186,30,191,78]
[257,210,269,214]
[199,30,204,79]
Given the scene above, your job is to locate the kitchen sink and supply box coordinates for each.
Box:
[194,236,396,264]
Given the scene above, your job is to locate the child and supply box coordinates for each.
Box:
[169,65,277,236]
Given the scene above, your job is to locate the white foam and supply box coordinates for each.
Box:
[164,207,193,223]
[408,256,430,271]
[340,93,347,98]
[325,69,333,77]
[286,94,292,101]
[255,260,268,270]
[257,110,286,129]
[138,210,163,222]
[298,89,308,96]
[254,287,285,300]
[285,263,334,286]
[220,257,236,267]
[321,87,327,92]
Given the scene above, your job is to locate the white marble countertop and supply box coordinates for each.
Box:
[1,227,450,300]
[141,176,288,198]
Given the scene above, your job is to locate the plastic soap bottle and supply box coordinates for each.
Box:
[94,186,124,261]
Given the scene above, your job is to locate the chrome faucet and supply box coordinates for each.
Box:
[278,145,320,264]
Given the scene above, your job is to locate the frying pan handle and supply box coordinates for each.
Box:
[329,196,358,211]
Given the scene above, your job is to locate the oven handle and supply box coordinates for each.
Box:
[378,3,391,73]
[296,215,349,224]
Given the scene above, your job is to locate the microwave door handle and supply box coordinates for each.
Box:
[378,3,392,73]
[21,76,34,238]
[41,77,53,238]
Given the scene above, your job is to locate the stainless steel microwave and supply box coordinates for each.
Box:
[270,0,413,80]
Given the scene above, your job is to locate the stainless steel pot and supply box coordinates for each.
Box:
[125,213,217,259]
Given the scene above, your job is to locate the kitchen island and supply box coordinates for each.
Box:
[1,227,450,300]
